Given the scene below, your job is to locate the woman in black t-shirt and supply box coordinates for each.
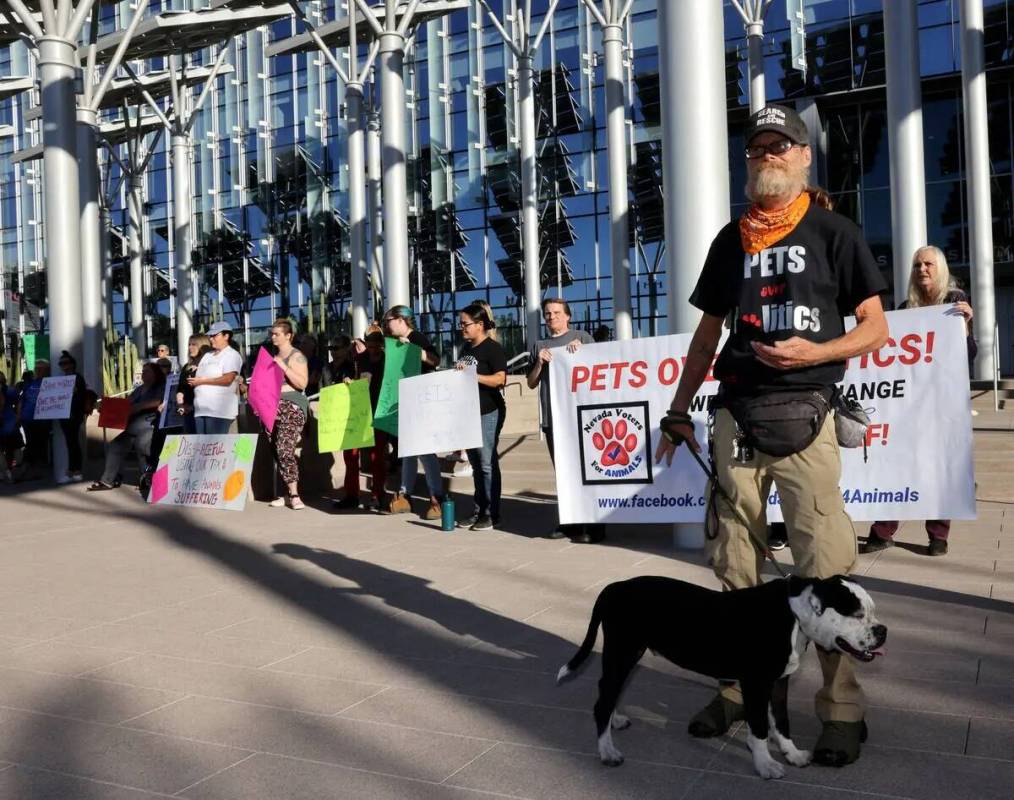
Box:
[455,303,507,531]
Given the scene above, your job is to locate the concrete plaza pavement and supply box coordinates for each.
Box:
[0,418,1011,799]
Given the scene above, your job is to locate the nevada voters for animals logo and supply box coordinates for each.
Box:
[576,402,653,485]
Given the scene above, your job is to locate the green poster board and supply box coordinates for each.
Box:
[373,338,422,436]
[23,333,50,368]
[317,379,375,452]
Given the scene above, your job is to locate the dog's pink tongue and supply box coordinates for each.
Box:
[871,649,885,658]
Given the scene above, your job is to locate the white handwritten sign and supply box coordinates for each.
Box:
[148,434,257,511]
[397,368,483,458]
[34,375,77,420]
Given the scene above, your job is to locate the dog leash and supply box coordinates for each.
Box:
[662,412,788,579]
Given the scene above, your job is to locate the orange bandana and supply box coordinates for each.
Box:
[738,192,811,255]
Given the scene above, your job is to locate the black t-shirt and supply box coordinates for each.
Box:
[459,337,507,415]
[408,330,439,374]
[690,205,887,396]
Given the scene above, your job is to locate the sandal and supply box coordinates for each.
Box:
[812,719,868,767]
[87,481,115,492]
[687,692,745,738]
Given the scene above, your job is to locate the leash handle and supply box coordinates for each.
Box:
[684,445,788,579]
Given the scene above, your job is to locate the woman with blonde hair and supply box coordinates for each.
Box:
[863,245,975,557]
[176,333,212,434]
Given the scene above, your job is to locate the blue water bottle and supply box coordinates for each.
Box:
[441,498,456,531]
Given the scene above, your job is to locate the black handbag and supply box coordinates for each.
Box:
[725,389,830,458]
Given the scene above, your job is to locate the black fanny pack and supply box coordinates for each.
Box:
[723,389,831,458]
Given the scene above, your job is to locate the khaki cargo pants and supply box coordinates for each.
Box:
[708,407,864,723]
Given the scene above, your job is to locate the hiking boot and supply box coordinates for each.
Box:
[928,538,948,556]
[423,498,442,521]
[861,531,894,554]
[812,719,867,767]
[687,693,745,738]
[331,495,360,510]
[388,492,412,514]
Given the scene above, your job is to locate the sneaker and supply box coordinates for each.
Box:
[56,474,75,485]
[289,496,305,510]
[573,525,605,544]
[269,497,286,508]
[928,538,948,556]
[470,514,494,531]
[423,499,442,521]
[452,461,473,478]
[767,523,788,551]
[861,531,894,554]
[388,492,412,514]
[67,471,84,483]
[331,496,361,510]
[546,526,568,540]
[456,512,480,529]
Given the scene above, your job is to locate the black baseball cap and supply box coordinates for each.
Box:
[746,105,809,145]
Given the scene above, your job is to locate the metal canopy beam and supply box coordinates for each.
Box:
[264,0,467,56]
[92,6,292,63]
[95,64,234,111]
[0,76,35,100]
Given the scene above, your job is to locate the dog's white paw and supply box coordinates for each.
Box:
[755,758,785,780]
[611,713,631,730]
[598,732,625,766]
[784,747,811,767]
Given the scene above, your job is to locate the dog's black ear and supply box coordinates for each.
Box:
[787,575,808,597]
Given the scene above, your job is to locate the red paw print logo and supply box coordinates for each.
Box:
[590,418,639,467]
[741,313,762,329]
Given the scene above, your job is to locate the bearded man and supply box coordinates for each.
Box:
[655,105,888,767]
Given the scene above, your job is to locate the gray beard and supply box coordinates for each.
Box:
[746,165,807,203]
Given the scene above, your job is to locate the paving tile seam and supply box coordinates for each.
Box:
[255,645,315,670]
[74,654,145,678]
[116,695,195,726]
[170,752,259,797]
[0,761,183,798]
[328,685,393,717]
[438,741,503,785]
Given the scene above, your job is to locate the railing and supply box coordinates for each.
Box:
[995,322,1001,413]
[506,351,530,375]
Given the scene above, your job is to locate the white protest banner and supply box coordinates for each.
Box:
[549,307,975,525]
[397,368,483,458]
[148,434,257,511]
[159,373,182,429]
[34,375,77,419]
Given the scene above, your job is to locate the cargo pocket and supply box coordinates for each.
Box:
[788,488,857,578]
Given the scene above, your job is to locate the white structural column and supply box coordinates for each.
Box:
[367,109,384,308]
[883,0,927,307]
[658,0,730,334]
[77,107,105,389]
[730,1,773,114]
[38,36,84,364]
[582,0,635,341]
[960,0,997,381]
[127,170,146,355]
[172,134,194,358]
[602,21,632,340]
[347,83,369,337]
[516,52,541,346]
[658,0,730,550]
[378,26,410,309]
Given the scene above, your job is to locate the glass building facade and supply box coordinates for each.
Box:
[1,0,1013,372]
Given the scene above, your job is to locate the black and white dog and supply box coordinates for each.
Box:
[557,575,886,779]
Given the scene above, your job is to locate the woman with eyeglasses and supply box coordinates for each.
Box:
[455,303,507,531]
[187,321,243,435]
[55,351,89,483]
[176,334,212,434]
[863,245,974,558]
[383,305,445,520]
